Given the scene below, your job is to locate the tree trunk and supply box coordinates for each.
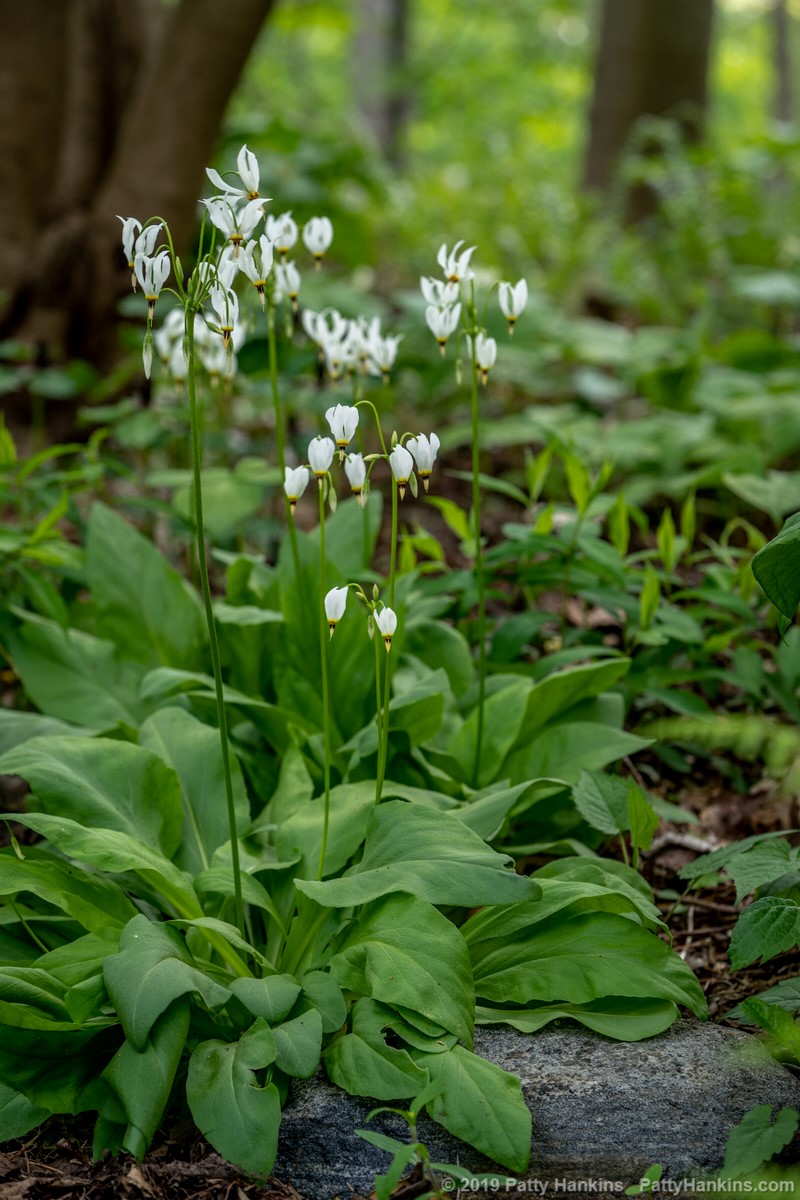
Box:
[352,0,411,167]
[0,0,276,381]
[583,0,715,215]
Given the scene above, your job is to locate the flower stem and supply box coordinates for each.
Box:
[267,302,301,579]
[316,481,332,880]
[469,337,487,787]
[375,478,400,804]
[186,313,244,938]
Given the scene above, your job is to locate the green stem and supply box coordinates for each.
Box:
[373,624,384,802]
[469,340,487,787]
[186,313,245,939]
[389,475,398,608]
[267,302,301,578]
[316,481,332,880]
[375,479,400,804]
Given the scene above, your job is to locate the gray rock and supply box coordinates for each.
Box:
[275,1021,800,1198]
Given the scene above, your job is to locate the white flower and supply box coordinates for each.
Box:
[437,240,476,284]
[135,223,163,260]
[303,216,334,265]
[425,303,461,354]
[206,144,264,201]
[209,284,239,348]
[134,250,171,318]
[201,339,236,380]
[471,332,497,384]
[239,235,274,306]
[420,277,460,308]
[118,216,141,268]
[344,453,367,504]
[275,261,301,309]
[325,403,359,451]
[284,465,310,513]
[266,211,298,258]
[201,197,264,253]
[367,334,402,382]
[498,279,528,335]
[320,329,356,381]
[406,433,440,491]
[375,606,398,652]
[324,586,348,637]
[308,436,335,477]
[389,444,415,499]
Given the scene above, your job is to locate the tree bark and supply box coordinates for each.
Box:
[0,0,276,373]
[583,0,715,213]
[352,0,411,167]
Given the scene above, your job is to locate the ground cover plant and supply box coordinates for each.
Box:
[0,145,727,1186]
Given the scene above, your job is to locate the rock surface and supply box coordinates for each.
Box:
[275,1021,800,1198]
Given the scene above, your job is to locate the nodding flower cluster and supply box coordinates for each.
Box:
[323,586,398,653]
[282,405,440,514]
[116,144,338,380]
[421,241,528,382]
[302,310,402,384]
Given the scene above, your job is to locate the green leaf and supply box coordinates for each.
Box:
[272,1008,323,1078]
[104,915,231,1051]
[329,895,474,1045]
[101,998,190,1161]
[737,998,800,1059]
[6,611,145,729]
[0,711,89,756]
[729,897,800,970]
[448,680,532,788]
[0,735,183,858]
[475,997,678,1041]
[86,503,205,669]
[571,771,629,836]
[722,1105,799,1177]
[725,841,794,904]
[229,975,302,1024]
[324,998,429,1101]
[276,780,376,879]
[628,786,659,855]
[301,970,347,1034]
[140,707,249,875]
[0,1026,104,1113]
[0,1082,49,1140]
[505,723,651,786]
[415,1045,531,1173]
[471,911,707,1018]
[729,978,800,1018]
[753,511,800,619]
[296,801,538,909]
[187,1019,281,1179]
[5,811,200,918]
[725,473,800,525]
[516,659,631,744]
[0,854,136,934]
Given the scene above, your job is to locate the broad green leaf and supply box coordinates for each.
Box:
[725,841,794,904]
[6,611,145,729]
[448,680,532,788]
[475,997,678,1041]
[729,978,800,1018]
[329,895,474,1045]
[472,911,707,1018]
[571,770,629,836]
[187,1021,283,1178]
[0,1026,104,1112]
[0,854,136,934]
[455,779,560,842]
[0,1082,49,1140]
[140,707,249,875]
[5,812,200,918]
[415,1045,531,1173]
[101,998,190,1161]
[0,966,70,1024]
[276,781,375,879]
[737,998,800,1059]
[753,511,800,619]
[533,858,659,918]
[272,1008,323,1078]
[515,659,631,744]
[325,998,429,1100]
[86,503,205,669]
[724,472,800,526]
[297,801,538,909]
[729,897,800,970]
[229,975,301,1024]
[505,723,652,785]
[301,970,347,1033]
[404,619,475,698]
[104,915,231,1051]
[678,831,790,881]
[722,1105,799,1178]
[0,711,89,755]
[0,735,183,858]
